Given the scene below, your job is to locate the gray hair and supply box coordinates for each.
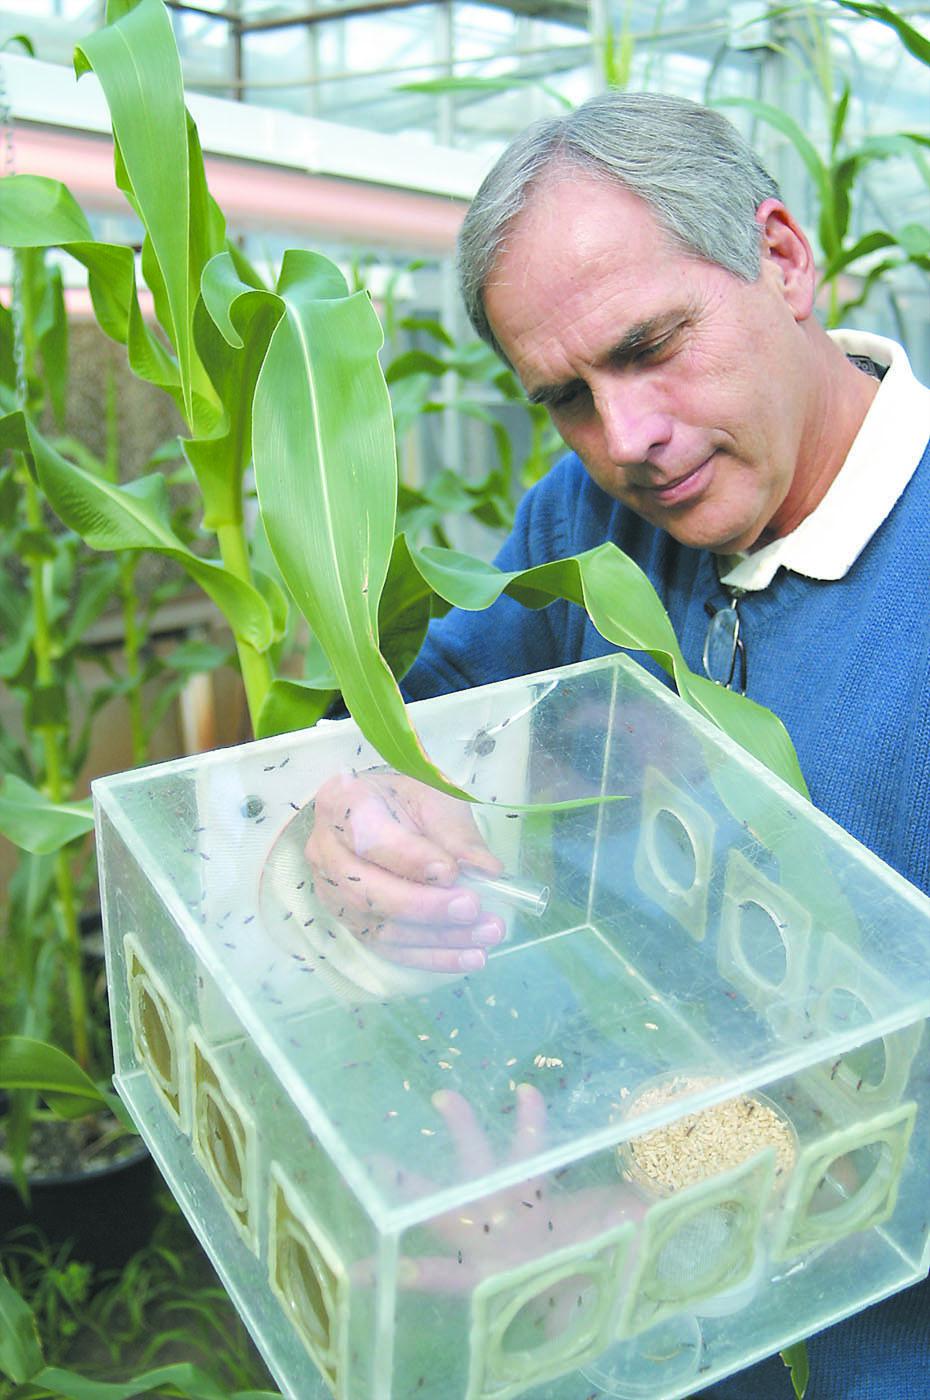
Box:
[458,90,781,356]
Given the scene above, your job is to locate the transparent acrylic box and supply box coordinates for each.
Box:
[94,654,930,1400]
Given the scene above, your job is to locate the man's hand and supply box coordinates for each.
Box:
[305,771,507,973]
[390,1086,647,1299]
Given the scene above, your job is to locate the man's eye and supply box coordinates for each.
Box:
[550,384,587,412]
[636,336,672,363]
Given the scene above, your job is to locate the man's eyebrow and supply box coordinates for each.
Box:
[606,314,680,363]
[524,314,683,406]
[527,379,582,408]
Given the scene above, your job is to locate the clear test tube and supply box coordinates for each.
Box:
[456,864,550,918]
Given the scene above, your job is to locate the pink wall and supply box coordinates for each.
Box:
[15,125,468,253]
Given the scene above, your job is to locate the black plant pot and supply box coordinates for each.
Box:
[0,1139,160,1273]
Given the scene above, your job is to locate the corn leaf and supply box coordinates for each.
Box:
[0,774,94,855]
[714,97,836,255]
[190,252,285,527]
[781,1341,811,1398]
[254,679,337,740]
[831,1,930,66]
[0,1036,106,1114]
[409,541,809,796]
[0,411,276,651]
[0,1271,43,1385]
[74,0,197,420]
[0,174,92,245]
[252,260,469,794]
[32,1363,280,1399]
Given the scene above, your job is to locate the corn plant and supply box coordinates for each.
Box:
[0,0,810,1177]
[713,0,930,326]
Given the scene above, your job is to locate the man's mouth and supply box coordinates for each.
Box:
[647,454,715,505]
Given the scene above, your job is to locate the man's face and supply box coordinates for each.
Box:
[483,171,819,554]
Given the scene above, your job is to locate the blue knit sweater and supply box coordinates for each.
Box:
[406,444,930,899]
[405,441,930,1398]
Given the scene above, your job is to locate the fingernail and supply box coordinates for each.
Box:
[459,948,486,971]
[448,894,478,923]
[472,920,504,947]
[425,860,454,886]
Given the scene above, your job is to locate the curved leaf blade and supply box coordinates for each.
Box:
[0,775,94,855]
[0,1270,43,1385]
[0,174,93,247]
[410,540,808,795]
[75,0,194,414]
[1,411,275,650]
[253,271,468,792]
[0,1036,106,1111]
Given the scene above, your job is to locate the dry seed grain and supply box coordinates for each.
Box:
[625,1076,796,1192]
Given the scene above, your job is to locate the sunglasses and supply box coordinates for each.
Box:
[703,591,747,694]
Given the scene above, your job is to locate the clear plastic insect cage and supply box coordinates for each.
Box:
[94,653,930,1400]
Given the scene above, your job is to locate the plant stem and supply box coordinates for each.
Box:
[103,370,147,766]
[120,555,146,766]
[21,460,91,1071]
[215,519,272,731]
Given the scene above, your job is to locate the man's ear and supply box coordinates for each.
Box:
[756,198,816,320]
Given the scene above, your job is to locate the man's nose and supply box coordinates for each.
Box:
[597,385,673,465]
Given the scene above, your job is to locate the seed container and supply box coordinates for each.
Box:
[93,652,930,1400]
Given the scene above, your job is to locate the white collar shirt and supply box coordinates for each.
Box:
[719,330,930,592]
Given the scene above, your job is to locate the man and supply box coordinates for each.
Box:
[309,92,930,1396]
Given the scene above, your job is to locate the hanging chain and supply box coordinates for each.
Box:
[0,54,28,412]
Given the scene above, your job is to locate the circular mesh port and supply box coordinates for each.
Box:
[136,979,175,1090]
[200,1082,246,1212]
[652,809,697,891]
[279,1223,331,1352]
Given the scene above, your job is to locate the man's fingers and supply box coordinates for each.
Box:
[431,1088,497,1177]
[372,916,504,951]
[310,780,455,886]
[509,1082,547,1162]
[405,785,503,873]
[370,942,489,974]
[314,841,505,931]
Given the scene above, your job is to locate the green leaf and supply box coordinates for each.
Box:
[397,74,573,109]
[409,540,808,795]
[1,32,35,56]
[0,411,276,651]
[253,261,467,795]
[0,1037,106,1114]
[190,251,284,527]
[781,1341,810,1398]
[0,180,185,409]
[0,174,93,247]
[830,83,851,158]
[379,533,435,681]
[714,97,836,255]
[386,348,450,384]
[35,260,69,427]
[25,681,68,732]
[162,638,233,674]
[398,315,455,348]
[0,1270,44,1384]
[254,678,337,739]
[59,559,123,653]
[75,0,197,420]
[32,1361,280,1399]
[0,775,94,854]
[897,222,930,257]
[831,1,930,65]
[819,229,897,282]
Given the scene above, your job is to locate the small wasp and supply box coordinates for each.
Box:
[464,725,496,758]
